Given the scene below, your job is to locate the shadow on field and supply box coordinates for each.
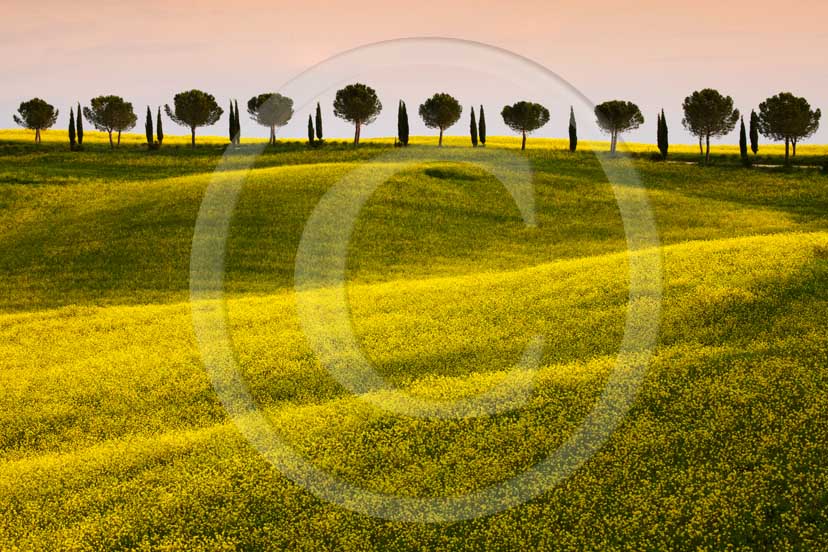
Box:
[628,159,828,225]
[662,252,828,347]
[0,141,394,184]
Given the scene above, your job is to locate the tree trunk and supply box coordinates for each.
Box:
[439,127,443,147]
[521,130,526,151]
[354,122,361,145]
[785,138,790,166]
[191,127,196,148]
[792,139,797,157]
[610,131,617,154]
[270,126,275,145]
[705,134,711,164]
[117,131,121,146]
[698,137,703,156]
[35,128,40,144]
[108,131,114,149]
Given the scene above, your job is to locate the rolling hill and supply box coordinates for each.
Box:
[0,134,826,549]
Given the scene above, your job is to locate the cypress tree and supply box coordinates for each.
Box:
[145,106,154,146]
[657,109,669,160]
[76,102,84,146]
[397,100,405,146]
[315,102,323,141]
[229,101,235,144]
[156,107,164,145]
[403,102,410,146]
[656,112,662,156]
[397,101,403,146]
[397,100,409,146]
[478,105,486,146]
[749,109,759,155]
[69,108,76,150]
[308,115,315,145]
[739,116,749,165]
[234,99,241,145]
[568,106,578,152]
[470,106,478,147]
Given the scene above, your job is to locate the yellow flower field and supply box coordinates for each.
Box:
[0,133,826,549]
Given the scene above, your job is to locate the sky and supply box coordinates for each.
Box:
[3,0,827,143]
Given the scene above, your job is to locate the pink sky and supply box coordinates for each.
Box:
[3,0,827,143]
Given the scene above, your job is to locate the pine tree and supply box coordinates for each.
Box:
[156,107,164,145]
[145,106,154,147]
[315,102,323,141]
[478,105,486,146]
[307,114,315,145]
[739,116,749,166]
[84,95,136,148]
[234,99,241,145]
[69,108,76,150]
[470,106,478,147]
[568,106,578,152]
[658,109,669,160]
[229,101,235,144]
[76,102,84,146]
[749,109,759,155]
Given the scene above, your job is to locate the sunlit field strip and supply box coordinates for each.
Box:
[3,129,827,158]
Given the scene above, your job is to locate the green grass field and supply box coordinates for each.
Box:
[1,131,827,550]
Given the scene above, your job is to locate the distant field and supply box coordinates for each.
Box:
[3,128,827,164]
[0,132,826,549]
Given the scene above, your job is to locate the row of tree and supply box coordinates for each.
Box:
[12,86,822,165]
[15,91,223,148]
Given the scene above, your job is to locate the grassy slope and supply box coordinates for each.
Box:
[0,134,827,549]
[2,137,826,312]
